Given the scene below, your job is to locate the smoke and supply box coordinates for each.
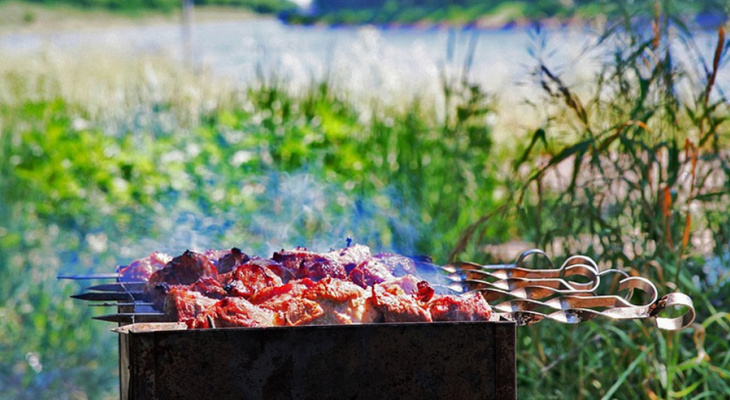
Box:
[111,170,424,265]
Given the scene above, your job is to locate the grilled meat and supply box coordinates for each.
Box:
[214,247,250,274]
[371,281,432,323]
[272,244,372,281]
[147,250,218,288]
[164,287,218,321]
[117,251,172,282]
[188,297,276,329]
[219,260,284,298]
[428,293,493,322]
[129,244,492,329]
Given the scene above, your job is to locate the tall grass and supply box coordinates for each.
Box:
[455,2,730,398]
[0,44,501,397]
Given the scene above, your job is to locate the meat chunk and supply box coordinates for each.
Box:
[329,244,373,272]
[251,279,321,325]
[189,297,276,329]
[214,247,250,274]
[428,293,492,322]
[348,259,395,288]
[117,252,172,282]
[302,277,379,325]
[272,248,347,281]
[164,287,218,321]
[147,250,218,288]
[370,281,432,323]
[218,260,283,298]
[189,276,228,299]
[149,276,227,311]
[377,274,422,296]
[252,277,378,326]
[272,244,373,281]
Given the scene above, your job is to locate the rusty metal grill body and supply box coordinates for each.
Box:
[118,321,516,400]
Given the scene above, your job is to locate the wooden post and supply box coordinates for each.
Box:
[182,0,194,69]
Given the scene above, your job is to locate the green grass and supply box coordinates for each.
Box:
[455,3,730,398]
[0,1,729,399]
[0,42,503,397]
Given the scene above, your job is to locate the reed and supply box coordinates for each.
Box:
[455,2,730,398]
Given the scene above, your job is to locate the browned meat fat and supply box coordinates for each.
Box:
[428,293,492,322]
[218,260,283,298]
[370,282,432,323]
[164,287,218,322]
[189,297,276,329]
[147,250,218,288]
[117,251,172,282]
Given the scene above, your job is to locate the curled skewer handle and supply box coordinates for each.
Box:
[649,293,696,331]
[451,249,695,331]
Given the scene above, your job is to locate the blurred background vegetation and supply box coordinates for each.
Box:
[1,0,729,398]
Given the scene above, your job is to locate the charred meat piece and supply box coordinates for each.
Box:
[117,252,172,282]
[218,260,283,298]
[301,277,379,325]
[215,247,250,275]
[272,244,373,281]
[189,276,228,299]
[370,281,432,323]
[348,259,395,288]
[329,244,373,273]
[250,279,321,326]
[147,250,218,289]
[377,274,423,296]
[251,277,378,326]
[428,293,492,322]
[272,248,347,281]
[149,276,227,311]
[416,281,435,303]
[164,287,218,321]
[188,297,276,329]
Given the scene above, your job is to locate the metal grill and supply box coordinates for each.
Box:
[60,249,695,399]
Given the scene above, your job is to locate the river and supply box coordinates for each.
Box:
[1,16,726,131]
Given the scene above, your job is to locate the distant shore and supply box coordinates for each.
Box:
[0,1,582,35]
[0,2,263,34]
[1,1,725,38]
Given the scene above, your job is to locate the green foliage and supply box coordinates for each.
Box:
[456,2,730,398]
[0,39,500,397]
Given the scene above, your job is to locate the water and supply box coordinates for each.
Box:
[3,17,725,119]
[0,18,593,97]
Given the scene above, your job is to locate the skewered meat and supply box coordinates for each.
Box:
[147,250,218,288]
[272,244,373,281]
[164,287,218,321]
[117,252,172,282]
[428,293,492,322]
[188,297,276,329]
[371,281,432,323]
[215,247,250,274]
[219,260,283,298]
[130,244,492,329]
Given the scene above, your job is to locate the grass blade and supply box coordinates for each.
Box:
[601,345,653,400]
